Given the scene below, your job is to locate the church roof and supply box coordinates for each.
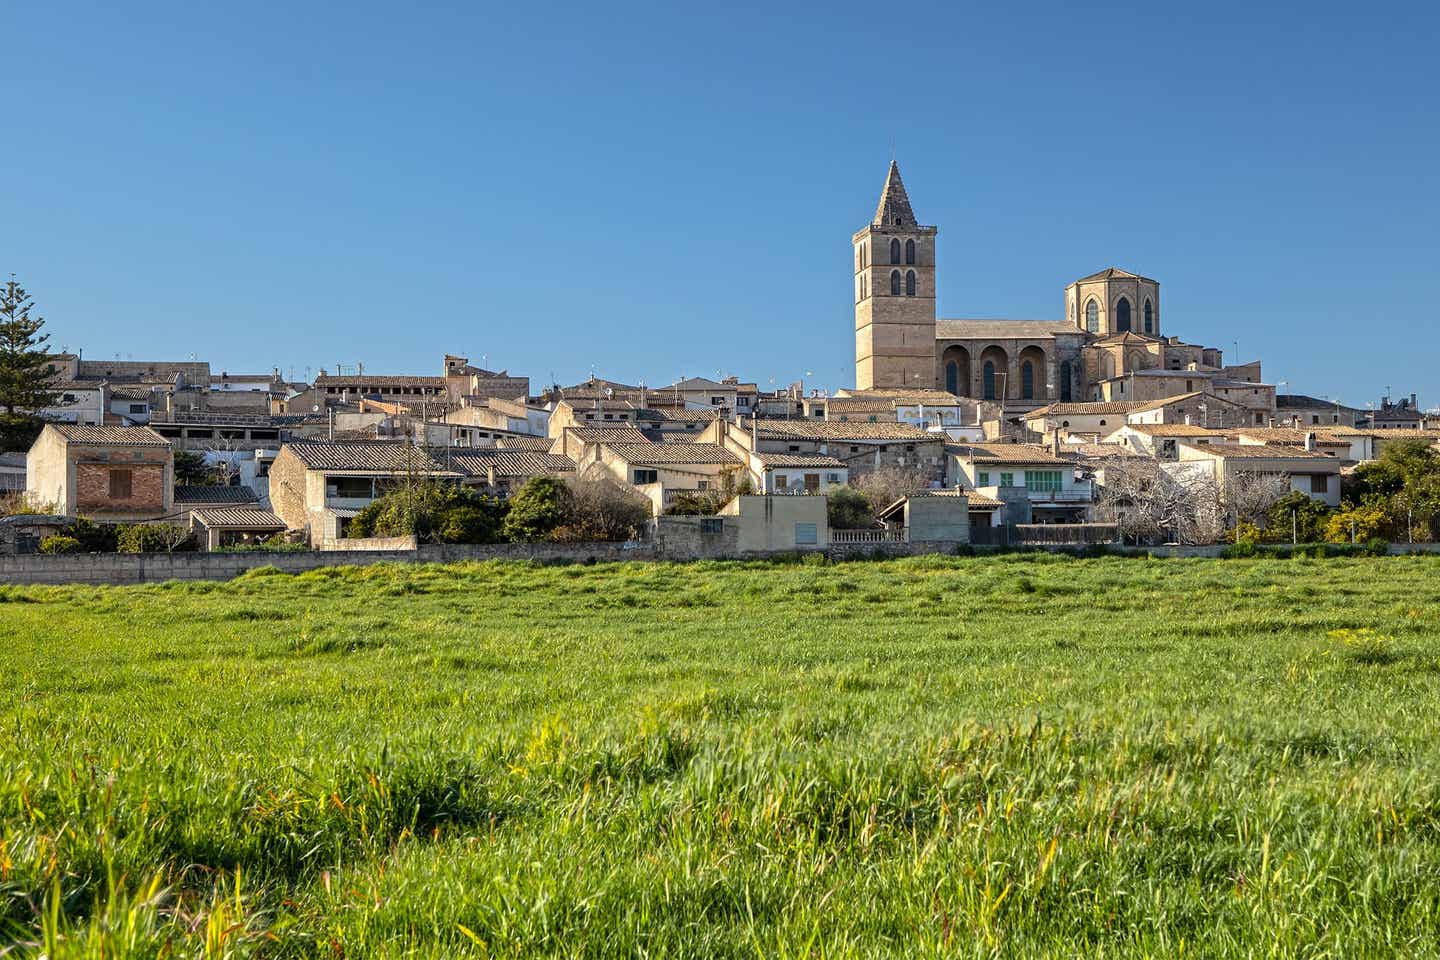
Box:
[1073,267,1158,284]
[935,319,1082,340]
[872,161,918,227]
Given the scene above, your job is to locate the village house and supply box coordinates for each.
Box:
[1277,394,1362,428]
[945,443,1092,523]
[449,450,577,498]
[26,424,175,521]
[1174,441,1343,507]
[578,442,744,515]
[711,418,944,481]
[1105,423,1232,459]
[191,508,287,551]
[267,441,460,543]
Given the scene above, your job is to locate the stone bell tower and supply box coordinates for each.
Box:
[853,161,938,390]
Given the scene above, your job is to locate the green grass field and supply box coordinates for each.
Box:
[4,554,1440,958]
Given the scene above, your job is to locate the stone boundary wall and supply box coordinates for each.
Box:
[0,541,1436,587]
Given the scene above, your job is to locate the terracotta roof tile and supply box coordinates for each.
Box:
[281,441,459,474]
[51,425,170,446]
[603,443,741,466]
[192,508,286,529]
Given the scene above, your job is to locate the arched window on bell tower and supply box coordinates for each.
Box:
[889,239,901,264]
[890,270,901,296]
[1085,299,1099,333]
[905,239,915,265]
[905,270,916,296]
[1116,297,1132,333]
[1143,299,1153,334]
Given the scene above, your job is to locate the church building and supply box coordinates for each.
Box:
[852,162,1272,423]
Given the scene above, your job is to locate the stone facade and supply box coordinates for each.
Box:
[854,162,937,390]
[1065,268,1160,336]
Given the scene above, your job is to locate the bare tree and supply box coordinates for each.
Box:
[852,467,931,512]
[1095,458,1226,545]
[201,435,245,486]
[1221,470,1290,529]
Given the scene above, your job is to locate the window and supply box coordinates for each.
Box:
[1310,474,1330,494]
[999,472,1014,487]
[827,473,842,484]
[700,518,723,535]
[328,476,375,499]
[849,445,860,453]
[108,468,133,499]
[1085,299,1099,333]
[977,471,990,486]
[697,480,710,491]
[890,270,901,295]
[983,361,997,400]
[1186,380,1193,391]
[905,270,916,296]
[905,444,915,451]
[1099,419,1107,426]
[710,396,725,405]
[775,475,788,490]
[128,403,147,414]
[788,444,800,452]
[1021,361,1035,400]
[945,361,958,394]
[889,239,901,264]
[794,522,818,545]
[62,393,77,404]
[1025,470,1063,493]
[1311,415,1320,425]
[603,413,613,420]
[1143,299,1154,334]
[1254,413,1263,425]
[633,468,658,484]
[1116,297,1132,332]
[804,473,820,491]
[905,239,915,264]
[1059,361,1072,403]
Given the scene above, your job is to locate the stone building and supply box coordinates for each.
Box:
[851,162,1271,422]
[26,424,174,520]
[853,162,937,391]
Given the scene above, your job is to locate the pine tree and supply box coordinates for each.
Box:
[0,276,61,450]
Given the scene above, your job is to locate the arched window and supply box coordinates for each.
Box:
[1143,299,1153,334]
[1059,360,1073,402]
[1116,297,1132,332]
[905,270,917,296]
[945,362,958,395]
[905,239,915,264]
[1085,299,1099,333]
[983,361,997,400]
[889,239,901,264]
[1021,361,1035,400]
[890,270,901,296]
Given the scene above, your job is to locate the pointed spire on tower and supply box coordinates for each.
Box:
[872,160,917,228]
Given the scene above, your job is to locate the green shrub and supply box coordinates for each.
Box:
[38,535,82,555]
[826,486,873,530]
[116,523,195,554]
[66,516,118,552]
[503,476,573,542]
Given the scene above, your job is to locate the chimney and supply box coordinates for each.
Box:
[1304,432,1316,452]
[1184,414,1192,426]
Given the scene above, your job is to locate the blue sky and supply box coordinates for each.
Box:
[4,0,1436,406]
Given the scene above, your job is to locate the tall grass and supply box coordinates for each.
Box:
[2,555,1440,956]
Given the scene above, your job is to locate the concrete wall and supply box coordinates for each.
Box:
[320,535,417,551]
[3,540,1438,586]
[720,494,829,551]
[904,495,971,543]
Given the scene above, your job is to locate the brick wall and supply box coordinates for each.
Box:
[75,461,166,513]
